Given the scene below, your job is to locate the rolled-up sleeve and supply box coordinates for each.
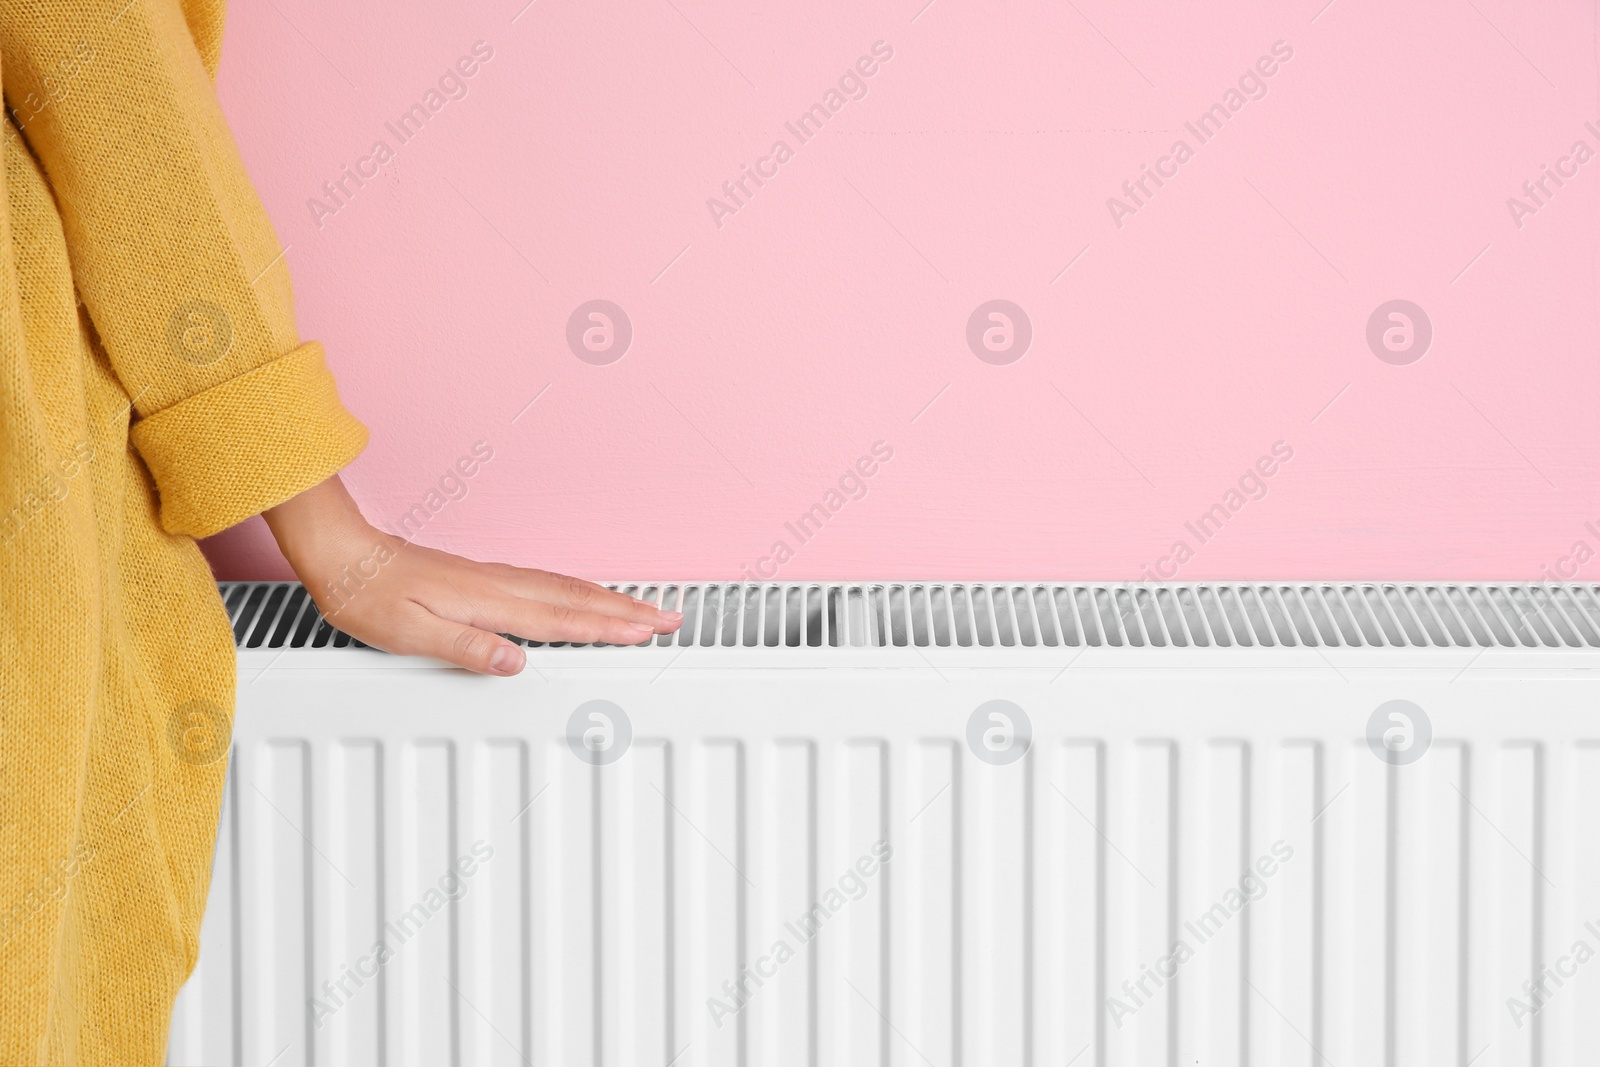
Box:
[1,0,367,537]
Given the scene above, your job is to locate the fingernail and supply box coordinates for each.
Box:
[659,610,683,622]
[491,645,525,675]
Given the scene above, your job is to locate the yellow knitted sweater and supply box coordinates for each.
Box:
[0,2,367,1062]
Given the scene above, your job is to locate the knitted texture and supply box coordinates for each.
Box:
[131,341,369,538]
[0,2,367,1062]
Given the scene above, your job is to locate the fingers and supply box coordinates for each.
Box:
[406,614,530,676]
[354,588,659,675]
[331,549,684,673]
[499,567,682,632]
[485,596,661,646]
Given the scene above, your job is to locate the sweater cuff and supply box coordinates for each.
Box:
[129,341,369,538]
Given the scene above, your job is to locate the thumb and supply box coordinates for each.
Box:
[406,613,527,675]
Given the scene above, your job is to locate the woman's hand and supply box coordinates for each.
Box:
[262,475,682,675]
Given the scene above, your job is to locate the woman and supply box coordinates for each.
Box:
[0,3,680,1061]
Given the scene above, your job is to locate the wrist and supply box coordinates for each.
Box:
[263,474,381,572]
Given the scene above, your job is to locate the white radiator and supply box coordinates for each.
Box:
[167,581,1600,1067]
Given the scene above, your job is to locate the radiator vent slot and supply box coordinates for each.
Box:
[220,582,1600,651]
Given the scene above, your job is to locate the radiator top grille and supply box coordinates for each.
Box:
[221,582,1600,651]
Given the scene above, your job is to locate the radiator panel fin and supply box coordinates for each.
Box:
[172,582,1600,1064]
[175,677,1600,1066]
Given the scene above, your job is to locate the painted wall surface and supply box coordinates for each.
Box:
[201,0,1600,583]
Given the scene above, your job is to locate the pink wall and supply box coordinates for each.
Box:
[202,0,1600,583]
